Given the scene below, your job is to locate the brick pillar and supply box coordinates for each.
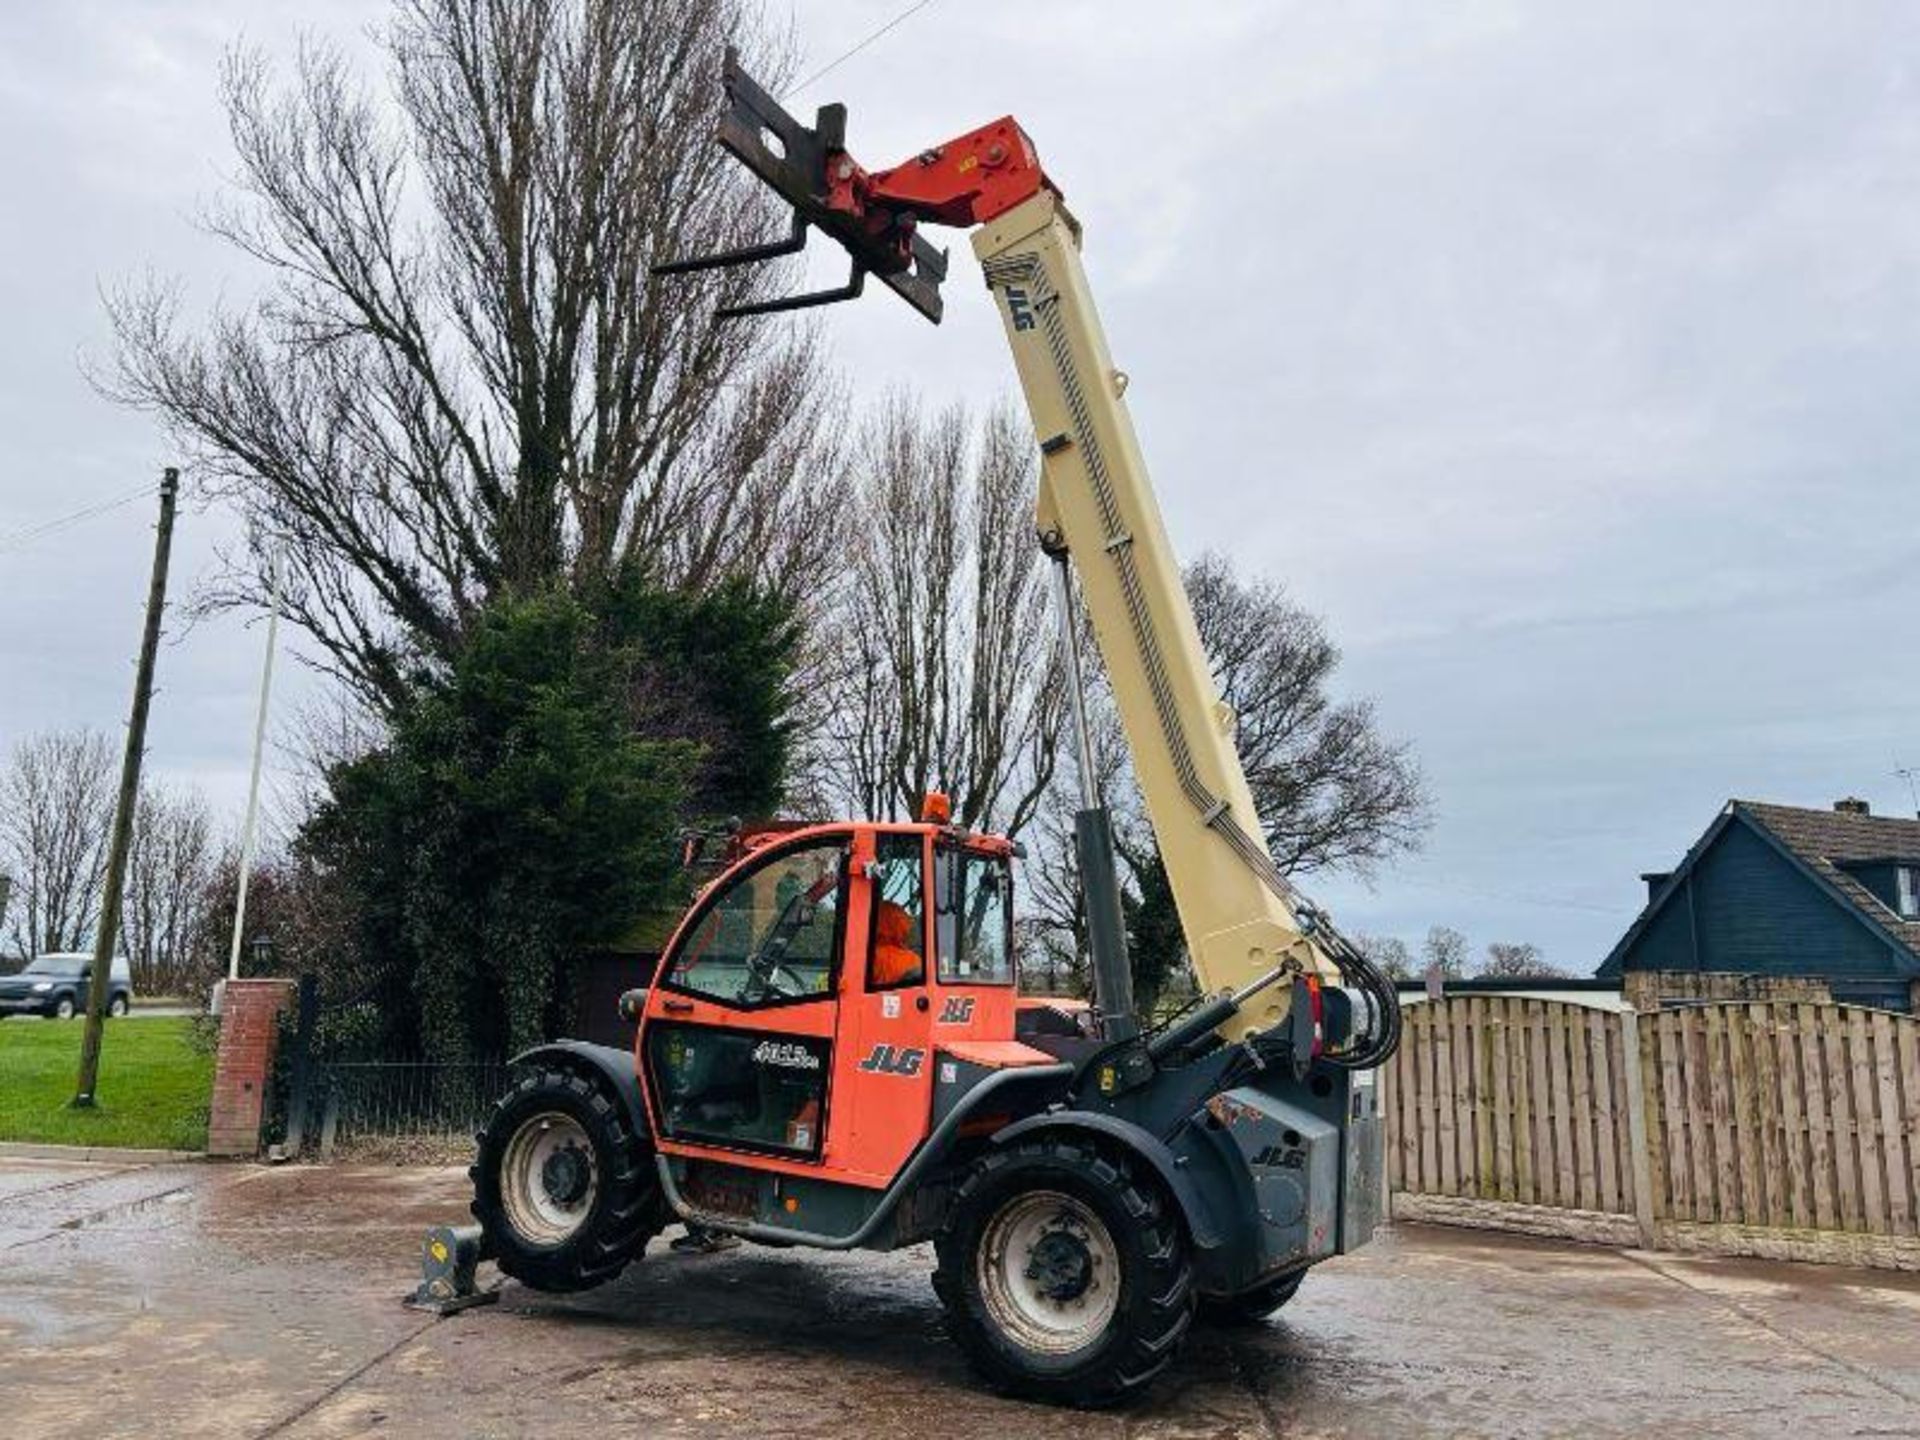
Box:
[207,978,296,1157]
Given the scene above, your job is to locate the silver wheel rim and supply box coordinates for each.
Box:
[56,999,73,1019]
[976,1189,1121,1355]
[500,1111,599,1247]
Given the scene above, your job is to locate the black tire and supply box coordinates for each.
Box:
[54,995,75,1020]
[470,1065,662,1293]
[933,1135,1195,1407]
[108,995,129,1018]
[1199,1270,1304,1326]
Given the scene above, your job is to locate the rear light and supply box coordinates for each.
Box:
[1305,974,1325,1055]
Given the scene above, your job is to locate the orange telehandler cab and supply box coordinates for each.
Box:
[469,54,1402,1407]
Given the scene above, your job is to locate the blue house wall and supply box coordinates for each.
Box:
[1603,815,1910,995]
[1687,822,1897,978]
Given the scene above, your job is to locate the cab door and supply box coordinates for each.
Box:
[641,833,849,1164]
[837,830,937,1184]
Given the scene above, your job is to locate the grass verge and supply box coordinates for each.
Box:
[0,1016,212,1150]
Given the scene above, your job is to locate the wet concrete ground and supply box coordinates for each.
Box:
[1,1156,1917,1439]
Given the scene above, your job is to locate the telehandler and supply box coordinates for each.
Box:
[470,53,1401,1406]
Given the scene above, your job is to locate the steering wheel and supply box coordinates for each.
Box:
[741,971,810,1006]
[738,918,815,1001]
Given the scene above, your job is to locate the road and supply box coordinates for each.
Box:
[1,1155,1917,1438]
[0,1007,201,1021]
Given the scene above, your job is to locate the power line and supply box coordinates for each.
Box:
[784,0,939,99]
[0,482,162,559]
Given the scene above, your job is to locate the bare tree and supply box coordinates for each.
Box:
[123,786,219,995]
[1024,551,1429,997]
[184,847,362,1007]
[1352,932,1415,980]
[1422,925,1471,980]
[1481,941,1564,979]
[106,0,841,709]
[0,731,117,956]
[1014,914,1080,998]
[1186,554,1428,876]
[1017,669,1129,1000]
[810,395,1063,836]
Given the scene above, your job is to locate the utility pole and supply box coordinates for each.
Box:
[74,468,178,1108]
[227,548,281,982]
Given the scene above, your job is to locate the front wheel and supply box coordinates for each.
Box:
[934,1136,1195,1407]
[53,996,75,1020]
[470,1065,663,1293]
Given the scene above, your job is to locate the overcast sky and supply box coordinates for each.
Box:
[2,1,1917,971]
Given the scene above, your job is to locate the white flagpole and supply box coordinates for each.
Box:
[227,550,282,981]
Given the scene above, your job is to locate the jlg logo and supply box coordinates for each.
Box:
[937,996,976,1025]
[1005,287,1035,331]
[1251,1145,1305,1170]
[857,1043,926,1077]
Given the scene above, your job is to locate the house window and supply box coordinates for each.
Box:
[1899,867,1920,919]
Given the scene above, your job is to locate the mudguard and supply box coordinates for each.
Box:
[989,1110,1225,1251]
[508,1040,649,1141]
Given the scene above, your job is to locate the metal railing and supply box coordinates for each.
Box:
[304,1059,510,1158]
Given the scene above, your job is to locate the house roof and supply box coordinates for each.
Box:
[1596,800,1920,977]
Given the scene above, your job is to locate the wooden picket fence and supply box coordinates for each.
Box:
[1381,996,1920,1270]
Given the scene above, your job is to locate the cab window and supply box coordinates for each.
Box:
[937,849,1014,985]
[662,838,846,1007]
[866,833,926,990]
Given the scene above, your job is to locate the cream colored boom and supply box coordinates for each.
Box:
[973,193,1333,1042]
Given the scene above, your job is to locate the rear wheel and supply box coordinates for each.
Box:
[471,1065,662,1293]
[934,1136,1194,1407]
[1200,1270,1304,1325]
[108,995,129,1018]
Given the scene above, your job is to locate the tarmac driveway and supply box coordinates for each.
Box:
[1,1155,1917,1438]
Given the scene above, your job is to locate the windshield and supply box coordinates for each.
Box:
[24,955,76,975]
[664,838,845,1006]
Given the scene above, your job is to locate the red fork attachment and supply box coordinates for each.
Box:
[654,47,1057,323]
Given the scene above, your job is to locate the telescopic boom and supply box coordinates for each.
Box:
[661,51,1397,1058]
